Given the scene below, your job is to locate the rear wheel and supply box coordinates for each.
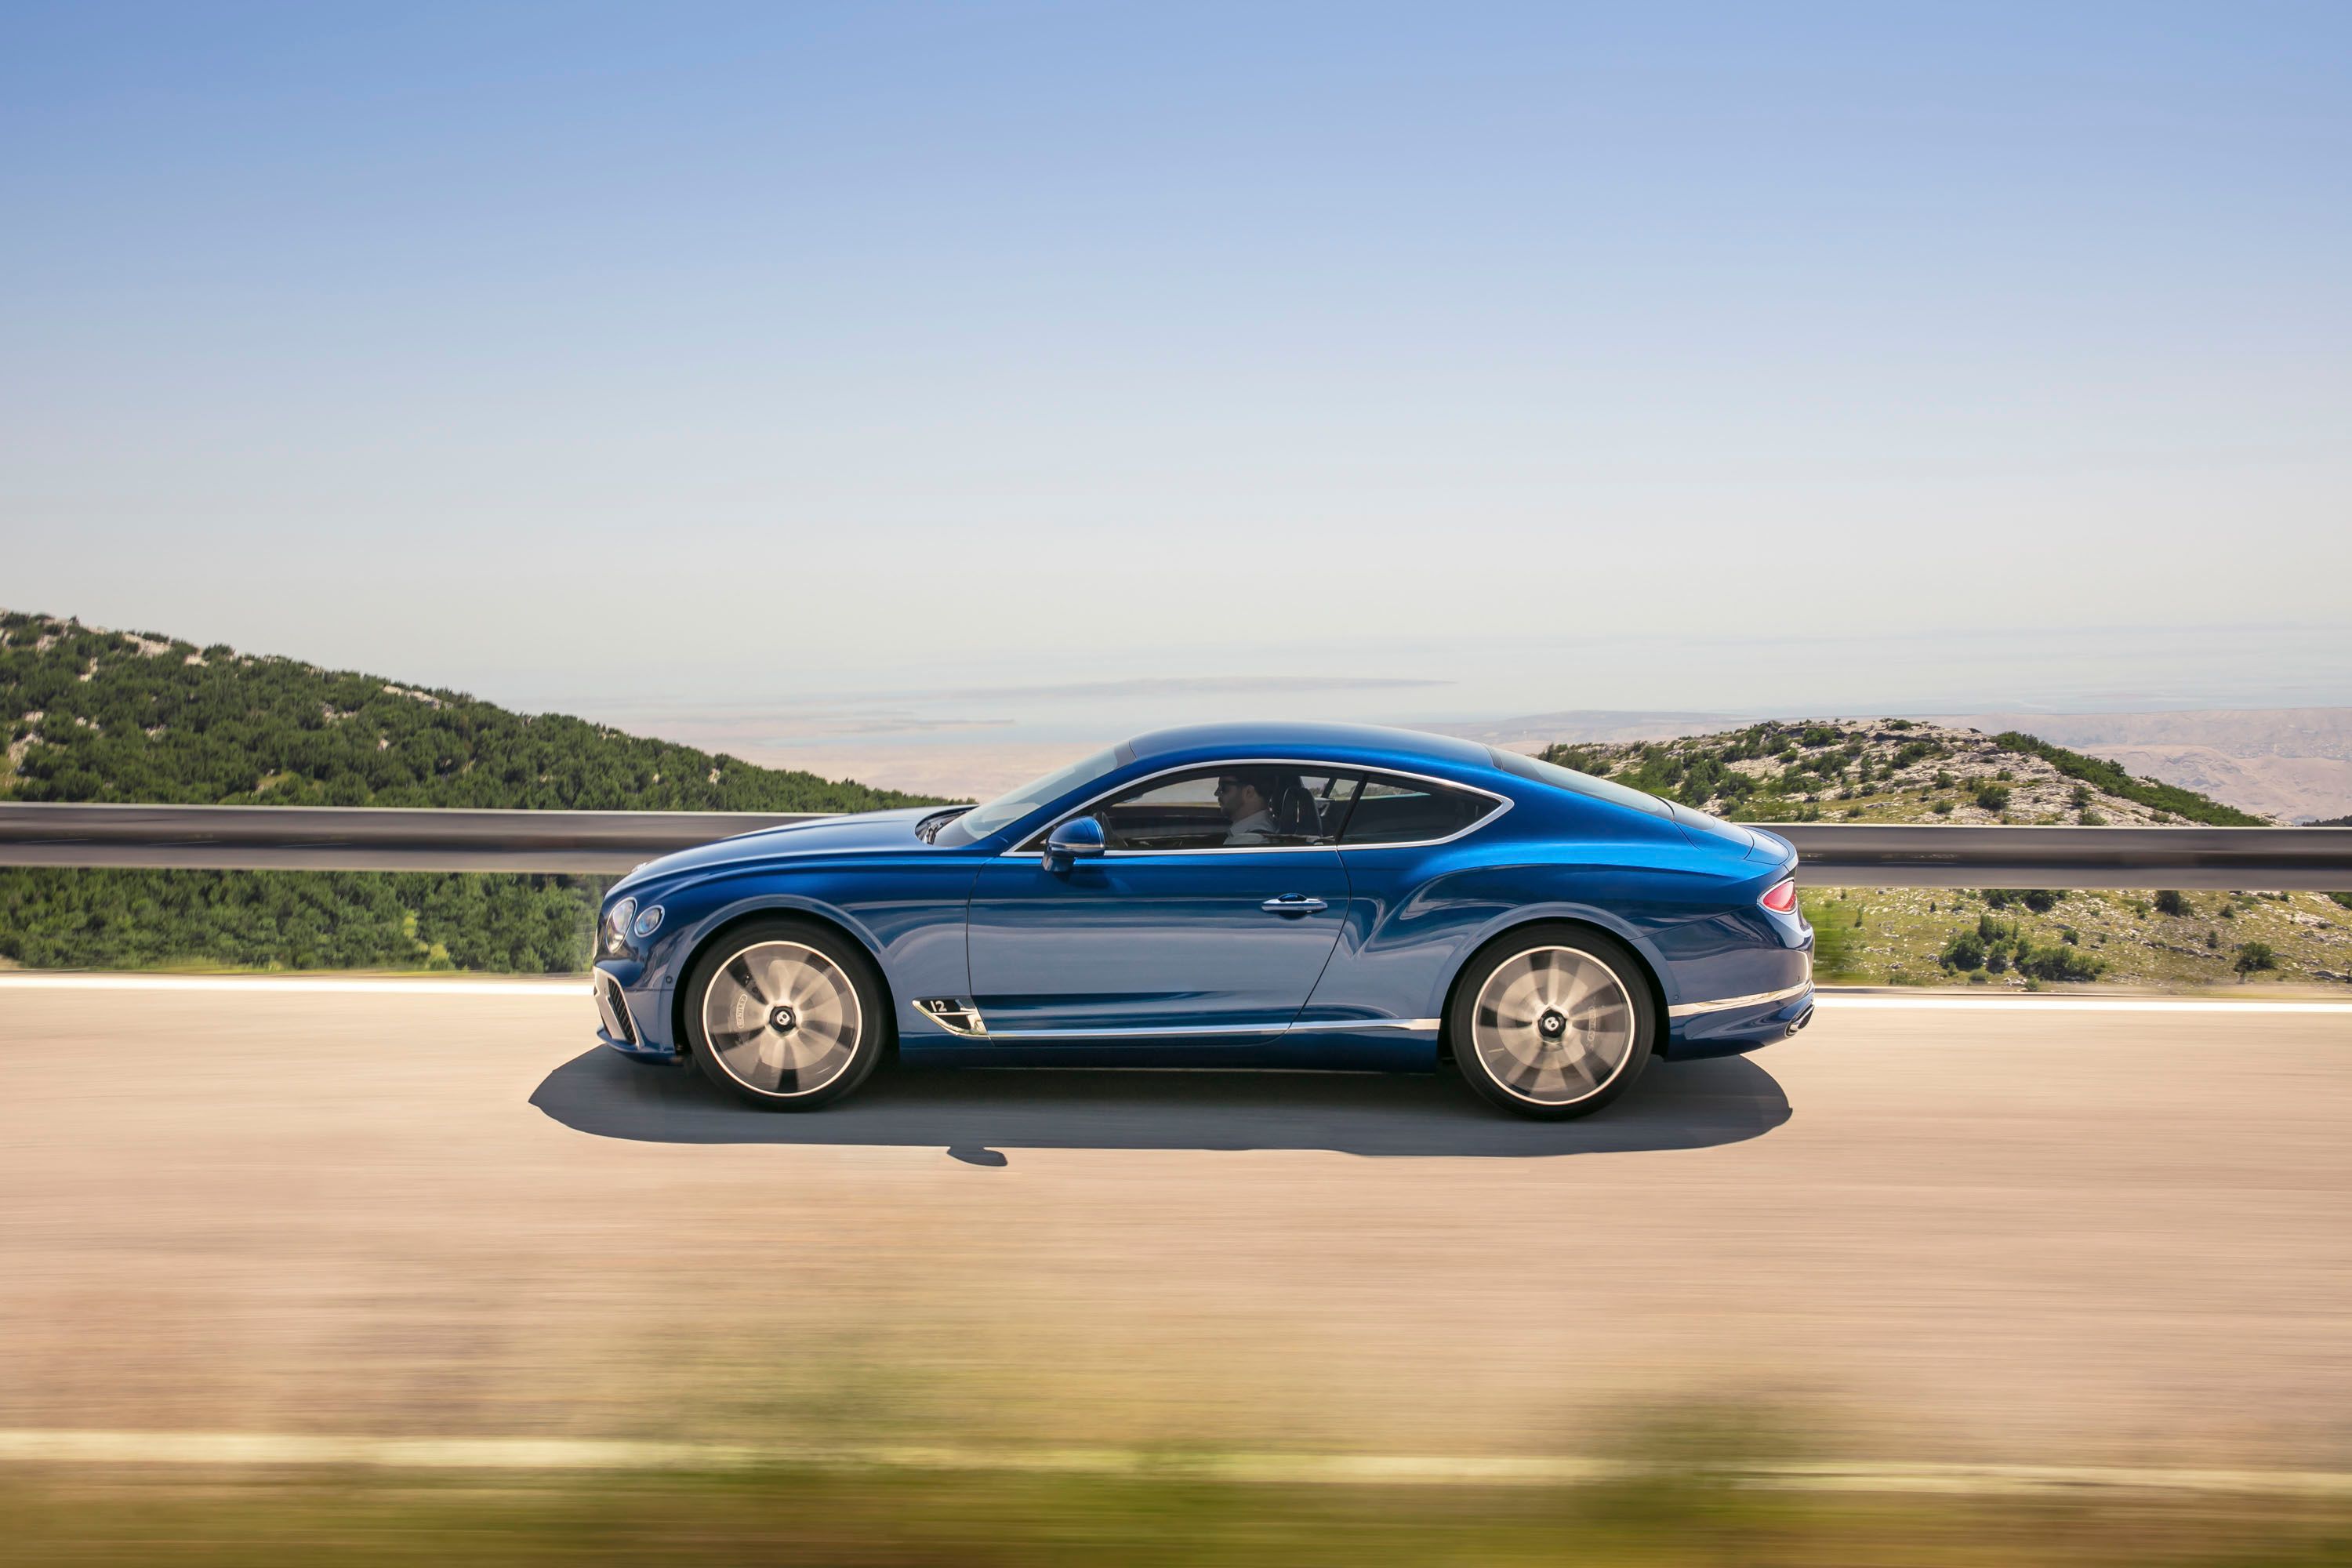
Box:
[683,919,887,1110]
[1449,925,1654,1120]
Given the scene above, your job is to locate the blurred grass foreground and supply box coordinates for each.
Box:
[6,1446,2349,1566]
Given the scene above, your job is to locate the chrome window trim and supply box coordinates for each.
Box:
[996,758,1514,858]
[1666,981,1812,1019]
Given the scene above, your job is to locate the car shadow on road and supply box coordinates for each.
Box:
[528,1047,1791,1158]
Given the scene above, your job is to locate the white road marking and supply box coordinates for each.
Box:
[0,1428,2344,1497]
[0,974,579,996]
[1815,994,2352,1014]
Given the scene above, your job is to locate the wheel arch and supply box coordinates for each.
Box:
[669,902,900,1062]
[1434,915,1671,1063]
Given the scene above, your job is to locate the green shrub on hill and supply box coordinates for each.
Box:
[0,612,945,973]
[0,867,597,972]
[0,612,930,812]
[1991,731,2267,827]
[1937,910,2103,982]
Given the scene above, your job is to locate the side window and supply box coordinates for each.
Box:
[1335,774,1501,845]
[1029,768,1360,851]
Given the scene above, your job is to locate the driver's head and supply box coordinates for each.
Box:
[1214,768,1279,823]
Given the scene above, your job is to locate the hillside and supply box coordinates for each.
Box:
[0,611,942,973]
[1947,708,2352,823]
[1537,717,2271,826]
[1,611,930,812]
[1534,719,2352,993]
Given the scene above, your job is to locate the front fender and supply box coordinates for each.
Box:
[625,859,978,1050]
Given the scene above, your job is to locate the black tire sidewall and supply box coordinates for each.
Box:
[1447,924,1656,1121]
[682,916,890,1111]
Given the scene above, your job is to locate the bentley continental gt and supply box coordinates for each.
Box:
[590,724,1813,1120]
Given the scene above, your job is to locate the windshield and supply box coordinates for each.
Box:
[934,746,1126,847]
[1487,746,1670,817]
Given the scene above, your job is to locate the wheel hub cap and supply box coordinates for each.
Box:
[768,1004,798,1033]
[1538,1009,1567,1039]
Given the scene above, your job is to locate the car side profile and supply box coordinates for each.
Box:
[590,723,1813,1120]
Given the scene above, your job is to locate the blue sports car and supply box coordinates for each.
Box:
[590,724,1813,1120]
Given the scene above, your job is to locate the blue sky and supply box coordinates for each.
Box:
[4,3,2347,752]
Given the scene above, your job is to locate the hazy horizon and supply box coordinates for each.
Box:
[5,4,2347,736]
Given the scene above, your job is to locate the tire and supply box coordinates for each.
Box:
[681,917,890,1111]
[1447,924,1655,1121]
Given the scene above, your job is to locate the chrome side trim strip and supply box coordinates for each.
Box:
[985,1021,1284,1040]
[1667,982,1812,1019]
[943,1015,1446,1042]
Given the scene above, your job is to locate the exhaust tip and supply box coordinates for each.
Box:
[1786,1005,1815,1038]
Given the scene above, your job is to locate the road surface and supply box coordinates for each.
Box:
[2,978,2347,1469]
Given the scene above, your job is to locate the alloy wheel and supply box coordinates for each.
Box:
[1468,945,1637,1107]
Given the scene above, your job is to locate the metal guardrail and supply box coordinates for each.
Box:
[1771,823,2351,890]
[0,803,2345,887]
[0,803,828,873]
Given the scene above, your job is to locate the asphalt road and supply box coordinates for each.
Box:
[2,981,2347,1469]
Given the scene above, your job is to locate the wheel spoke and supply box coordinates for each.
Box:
[755,1029,791,1073]
[725,957,768,1007]
[793,1018,847,1059]
[1558,963,1606,1015]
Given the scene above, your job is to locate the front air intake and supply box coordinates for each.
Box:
[593,970,640,1045]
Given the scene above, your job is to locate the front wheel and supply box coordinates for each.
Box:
[1449,925,1655,1120]
[683,919,888,1110]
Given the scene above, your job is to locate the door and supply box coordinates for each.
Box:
[965,764,1359,1040]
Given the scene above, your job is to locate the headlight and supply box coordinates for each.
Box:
[601,897,637,957]
[632,905,664,938]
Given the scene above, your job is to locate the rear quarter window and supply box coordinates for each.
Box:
[1335,775,1501,844]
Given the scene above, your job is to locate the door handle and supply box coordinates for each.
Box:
[1261,895,1328,916]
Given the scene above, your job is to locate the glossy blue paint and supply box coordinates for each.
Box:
[593,723,1813,1086]
[969,848,1351,1036]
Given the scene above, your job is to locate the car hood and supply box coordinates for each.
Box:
[613,806,942,890]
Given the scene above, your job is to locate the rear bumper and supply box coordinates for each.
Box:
[1662,982,1816,1061]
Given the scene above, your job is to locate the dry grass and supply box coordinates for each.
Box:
[1802,885,2352,989]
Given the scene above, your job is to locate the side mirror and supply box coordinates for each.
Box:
[1043,815,1106,872]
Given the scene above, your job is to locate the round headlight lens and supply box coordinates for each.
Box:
[632,905,664,938]
[602,898,637,956]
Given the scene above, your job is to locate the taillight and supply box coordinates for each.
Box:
[1760,878,1797,915]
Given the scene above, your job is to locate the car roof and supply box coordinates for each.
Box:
[1125,722,1494,771]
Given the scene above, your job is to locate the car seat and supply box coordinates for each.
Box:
[1275,780,1324,840]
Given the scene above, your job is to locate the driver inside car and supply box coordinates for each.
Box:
[1215,770,1283,844]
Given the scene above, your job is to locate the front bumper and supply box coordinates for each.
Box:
[593,965,677,1061]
